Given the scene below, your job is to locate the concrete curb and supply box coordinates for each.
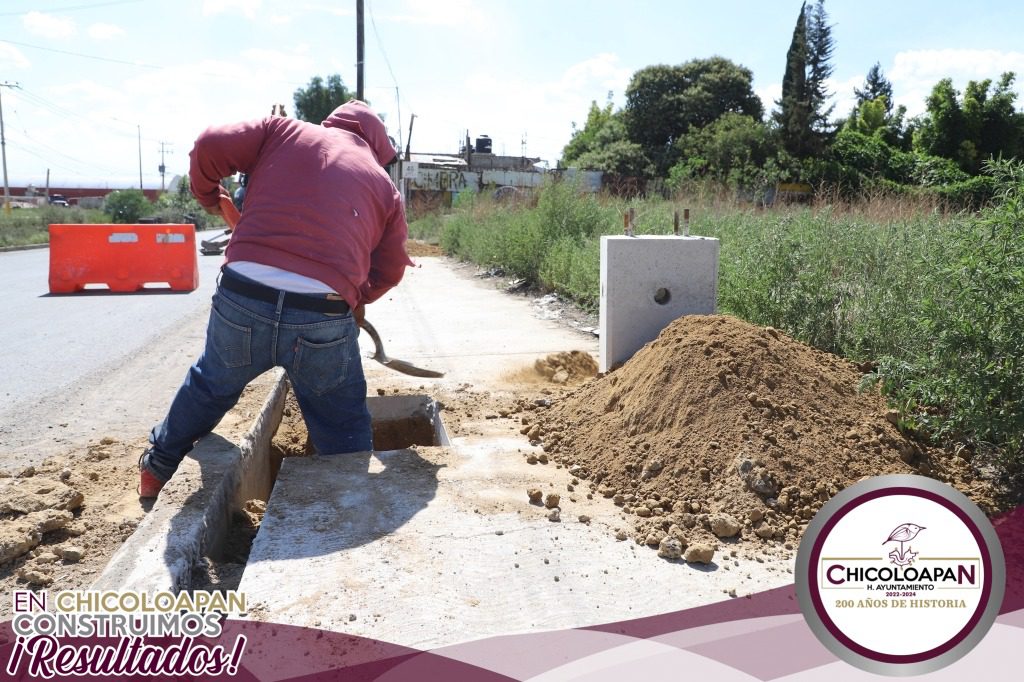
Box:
[0,243,48,253]
[92,370,288,592]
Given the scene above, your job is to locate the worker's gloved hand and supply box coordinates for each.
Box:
[354,304,366,327]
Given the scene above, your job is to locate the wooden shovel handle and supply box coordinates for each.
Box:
[219,194,241,230]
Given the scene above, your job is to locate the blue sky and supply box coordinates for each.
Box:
[2,0,1024,187]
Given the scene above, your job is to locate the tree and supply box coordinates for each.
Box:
[671,113,775,189]
[104,189,152,224]
[913,73,1024,173]
[623,57,763,176]
[845,97,889,136]
[293,74,354,123]
[774,2,810,157]
[570,115,653,178]
[773,0,835,160]
[561,95,616,165]
[854,63,894,114]
[806,0,836,127]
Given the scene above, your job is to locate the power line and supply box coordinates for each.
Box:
[12,88,160,143]
[0,38,163,70]
[367,0,406,148]
[0,0,144,17]
[0,37,317,89]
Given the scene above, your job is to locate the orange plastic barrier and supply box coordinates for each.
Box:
[48,223,199,293]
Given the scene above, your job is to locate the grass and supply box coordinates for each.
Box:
[435,167,1024,478]
[0,206,108,247]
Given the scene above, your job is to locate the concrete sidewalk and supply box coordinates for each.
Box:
[238,257,794,649]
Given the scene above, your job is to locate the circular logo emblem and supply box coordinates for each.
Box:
[795,474,1005,675]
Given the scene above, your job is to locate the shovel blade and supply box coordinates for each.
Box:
[380,358,445,378]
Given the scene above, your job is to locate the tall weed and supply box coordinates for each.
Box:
[438,165,1024,474]
[872,160,1024,472]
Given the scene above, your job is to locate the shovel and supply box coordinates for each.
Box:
[359,320,445,378]
[200,195,240,254]
[216,192,443,378]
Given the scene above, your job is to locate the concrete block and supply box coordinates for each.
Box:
[599,235,719,372]
[92,370,287,593]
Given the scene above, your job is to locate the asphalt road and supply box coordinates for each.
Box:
[0,245,225,467]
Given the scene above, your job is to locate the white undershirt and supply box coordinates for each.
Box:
[226,261,336,294]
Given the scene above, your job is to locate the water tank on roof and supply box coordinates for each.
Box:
[474,135,492,154]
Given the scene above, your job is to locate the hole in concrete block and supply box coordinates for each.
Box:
[367,395,449,450]
[653,287,672,305]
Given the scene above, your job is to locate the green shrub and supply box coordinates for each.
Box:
[929,175,997,210]
[872,160,1024,473]
[104,189,153,224]
[152,177,209,230]
[408,213,442,242]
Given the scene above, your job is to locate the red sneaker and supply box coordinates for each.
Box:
[138,452,166,499]
[139,468,165,499]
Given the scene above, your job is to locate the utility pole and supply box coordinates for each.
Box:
[404,113,416,161]
[137,125,143,191]
[157,141,172,192]
[356,0,365,101]
[0,81,19,214]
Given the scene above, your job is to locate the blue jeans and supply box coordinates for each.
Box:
[144,274,372,482]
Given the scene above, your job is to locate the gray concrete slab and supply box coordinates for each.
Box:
[355,258,598,384]
[241,431,793,648]
[239,257,794,649]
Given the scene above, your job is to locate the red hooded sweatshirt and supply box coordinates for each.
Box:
[189,100,413,309]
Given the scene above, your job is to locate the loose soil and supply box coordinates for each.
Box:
[16,312,999,605]
[0,386,273,616]
[524,315,1001,551]
[0,438,148,616]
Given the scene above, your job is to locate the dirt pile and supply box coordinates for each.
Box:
[526,315,992,551]
[534,351,598,385]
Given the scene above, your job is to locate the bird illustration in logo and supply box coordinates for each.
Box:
[884,523,925,566]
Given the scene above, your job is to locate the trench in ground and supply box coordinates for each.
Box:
[191,389,448,592]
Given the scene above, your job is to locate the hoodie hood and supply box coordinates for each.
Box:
[322,100,397,167]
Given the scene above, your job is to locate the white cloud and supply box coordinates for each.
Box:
[377,0,489,30]
[203,0,262,20]
[756,83,781,113]
[22,12,75,40]
[87,23,125,41]
[557,53,632,95]
[889,49,1024,117]
[827,74,864,119]
[239,47,315,75]
[0,43,31,70]
[397,53,636,163]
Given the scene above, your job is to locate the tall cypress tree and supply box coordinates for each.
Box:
[806,0,835,133]
[774,0,835,159]
[774,2,810,157]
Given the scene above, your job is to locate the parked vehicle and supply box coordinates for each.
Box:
[48,194,69,207]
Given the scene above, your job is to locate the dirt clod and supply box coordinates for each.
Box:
[684,543,716,564]
[533,352,598,385]
[658,536,684,560]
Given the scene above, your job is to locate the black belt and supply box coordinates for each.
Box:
[219,269,350,314]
